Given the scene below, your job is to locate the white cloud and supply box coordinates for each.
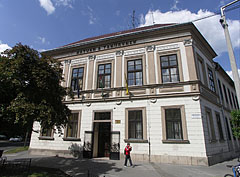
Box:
[36,36,50,45]
[54,0,74,8]
[226,69,240,80]
[39,0,55,15]
[0,41,11,54]
[87,6,97,25]
[140,9,240,55]
[171,0,180,11]
[39,0,74,14]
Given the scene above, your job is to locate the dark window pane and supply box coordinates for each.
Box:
[127,59,143,86]
[128,110,143,139]
[97,63,111,88]
[165,108,182,140]
[161,55,179,83]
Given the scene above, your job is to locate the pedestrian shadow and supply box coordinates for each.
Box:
[31,156,123,176]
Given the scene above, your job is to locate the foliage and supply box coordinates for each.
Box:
[0,43,70,135]
[231,110,240,138]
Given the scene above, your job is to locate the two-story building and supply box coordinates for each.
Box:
[29,22,240,166]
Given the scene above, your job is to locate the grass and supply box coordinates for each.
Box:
[4,146,29,154]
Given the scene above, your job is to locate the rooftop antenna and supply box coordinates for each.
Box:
[131,10,136,29]
[151,11,155,25]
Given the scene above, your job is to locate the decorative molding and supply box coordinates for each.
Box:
[116,50,124,56]
[150,98,157,103]
[96,53,115,61]
[183,39,193,46]
[71,58,88,65]
[146,45,155,52]
[64,60,71,64]
[88,55,96,60]
[124,48,145,56]
[156,44,179,51]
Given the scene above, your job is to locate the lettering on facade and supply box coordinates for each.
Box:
[191,113,201,119]
[77,40,137,55]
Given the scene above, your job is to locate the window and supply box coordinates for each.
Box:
[165,108,183,140]
[127,59,143,86]
[71,67,84,92]
[227,88,233,108]
[161,105,189,143]
[223,84,229,104]
[218,79,224,103]
[206,108,216,141]
[216,113,224,140]
[160,54,179,83]
[65,112,81,139]
[40,127,53,137]
[225,117,232,140]
[128,110,143,139]
[208,68,215,92]
[231,92,237,109]
[235,96,239,109]
[125,107,147,142]
[97,63,111,88]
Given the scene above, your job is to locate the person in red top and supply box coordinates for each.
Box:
[124,143,133,167]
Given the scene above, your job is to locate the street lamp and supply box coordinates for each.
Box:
[220,0,240,107]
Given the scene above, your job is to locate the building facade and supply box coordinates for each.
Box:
[29,23,240,166]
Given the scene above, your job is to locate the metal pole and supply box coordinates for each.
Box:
[220,0,240,107]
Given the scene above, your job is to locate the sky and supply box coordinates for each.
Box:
[0,0,239,76]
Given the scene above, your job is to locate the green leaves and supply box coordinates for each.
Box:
[231,110,240,138]
[0,43,70,135]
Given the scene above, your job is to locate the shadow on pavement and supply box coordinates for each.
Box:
[31,156,123,176]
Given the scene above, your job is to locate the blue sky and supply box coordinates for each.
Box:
[0,0,239,76]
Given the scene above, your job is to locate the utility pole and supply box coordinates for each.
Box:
[220,0,240,107]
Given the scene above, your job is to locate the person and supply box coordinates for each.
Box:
[124,143,133,167]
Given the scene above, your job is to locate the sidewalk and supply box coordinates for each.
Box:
[4,151,238,177]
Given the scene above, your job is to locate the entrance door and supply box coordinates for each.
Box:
[93,112,111,158]
[97,122,110,157]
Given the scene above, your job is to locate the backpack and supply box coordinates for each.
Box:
[124,148,126,155]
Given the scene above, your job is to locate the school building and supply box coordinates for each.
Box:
[29,22,240,166]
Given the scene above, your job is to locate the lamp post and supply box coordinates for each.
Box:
[220,0,240,107]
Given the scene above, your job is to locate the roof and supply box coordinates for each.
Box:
[42,22,217,58]
[61,23,174,48]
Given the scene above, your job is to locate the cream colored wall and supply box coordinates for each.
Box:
[30,96,207,158]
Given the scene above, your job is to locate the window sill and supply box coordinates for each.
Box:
[162,140,190,144]
[63,137,81,141]
[38,136,54,141]
[124,139,148,143]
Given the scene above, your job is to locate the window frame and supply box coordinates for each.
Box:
[205,107,216,142]
[125,107,147,143]
[127,59,143,86]
[161,105,189,143]
[218,79,224,104]
[63,111,81,141]
[39,126,54,140]
[160,54,180,83]
[97,63,112,89]
[207,67,216,92]
[71,67,84,92]
[215,112,224,141]
[223,84,229,105]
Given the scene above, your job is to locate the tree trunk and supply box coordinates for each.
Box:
[24,131,29,147]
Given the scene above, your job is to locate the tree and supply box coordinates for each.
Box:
[231,110,240,138]
[0,43,71,144]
